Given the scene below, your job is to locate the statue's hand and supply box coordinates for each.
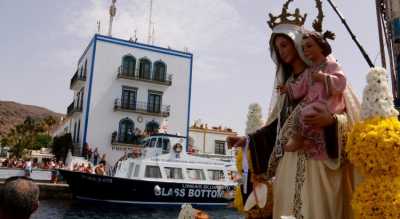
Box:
[303,104,335,128]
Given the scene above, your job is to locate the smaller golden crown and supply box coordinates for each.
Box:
[268,0,307,29]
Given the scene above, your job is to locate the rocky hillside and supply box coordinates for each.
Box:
[0,101,64,136]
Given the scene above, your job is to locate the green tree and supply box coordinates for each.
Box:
[51,133,72,162]
[34,134,52,149]
[40,116,57,134]
[4,116,55,158]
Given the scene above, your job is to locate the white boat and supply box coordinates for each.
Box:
[59,133,237,207]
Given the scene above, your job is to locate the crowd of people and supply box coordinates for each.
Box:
[71,162,107,176]
[0,157,64,170]
[81,144,108,166]
[70,144,109,176]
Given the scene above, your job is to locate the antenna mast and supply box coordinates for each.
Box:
[97,20,101,34]
[147,0,153,44]
[108,0,117,37]
[152,23,156,45]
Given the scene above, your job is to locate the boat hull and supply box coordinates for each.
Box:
[59,169,235,206]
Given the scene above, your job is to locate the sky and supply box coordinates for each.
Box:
[0,0,382,135]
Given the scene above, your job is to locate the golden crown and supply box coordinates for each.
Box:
[268,0,325,32]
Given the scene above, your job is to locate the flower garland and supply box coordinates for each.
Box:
[233,147,244,211]
[346,116,400,177]
[346,67,400,218]
[352,176,400,218]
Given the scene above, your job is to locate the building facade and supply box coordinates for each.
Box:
[189,123,237,162]
[60,34,193,165]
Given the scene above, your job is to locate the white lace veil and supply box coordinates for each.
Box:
[265,24,310,126]
[265,24,361,127]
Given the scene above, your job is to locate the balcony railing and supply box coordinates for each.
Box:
[70,70,87,89]
[114,99,170,117]
[67,102,83,116]
[117,66,172,86]
[111,131,144,145]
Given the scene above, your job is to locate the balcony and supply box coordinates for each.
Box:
[113,99,170,117]
[117,66,172,86]
[70,70,87,90]
[67,102,83,116]
[111,131,144,146]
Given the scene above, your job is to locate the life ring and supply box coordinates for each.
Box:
[173,143,183,153]
[137,116,143,123]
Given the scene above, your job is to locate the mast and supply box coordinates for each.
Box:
[382,0,400,106]
[376,0,387,68]
[390,0,400,106]
[147,0,153,44]
[108,0,117,37]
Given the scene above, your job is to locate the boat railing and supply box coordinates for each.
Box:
[191,153,234,162]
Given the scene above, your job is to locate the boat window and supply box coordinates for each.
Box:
[162,138,170,153]
[164,167,183,179]
[142,139,149,147]
[145,165,162,178]
[133,165,140,177]
[149,138,157,148]
[186,168,205,181]
[127,163,135,178]
[207,169,225,181]
[156,138,162,148]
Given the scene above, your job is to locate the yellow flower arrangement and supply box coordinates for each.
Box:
[346,116,400,177]
[234,147,244,211]
[352,176,400,219]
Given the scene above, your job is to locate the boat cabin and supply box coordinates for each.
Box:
[114,134,235,185]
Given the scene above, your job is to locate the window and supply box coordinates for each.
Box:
[156,138,163,148]
[145,120,160,134]
[142,139,150,147]
[207,170,225,181]
[73,122,77,143]
[162,138,170,153]
[149,138,157,148]
[145,165,162,178]
[127,163,135,178]
[79,88,84,109]
[76,120,80,143]
[148,92,162,113]
[79,66,84,77]
[186,168,205,181]
[75,90,83,109]
[153,61,166,81]
[118,118,134,143]
[139,58,151,79]
[164,167,183,179]
[122,55,136,76]
[121,87,137,110]
[84,59,88,77]
[215,140,226,155]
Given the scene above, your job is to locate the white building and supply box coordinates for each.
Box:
[189,123,237,162]
[60,34,193,165]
